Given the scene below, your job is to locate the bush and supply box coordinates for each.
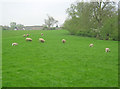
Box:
[43,26,48,30]
[50,27,56,30]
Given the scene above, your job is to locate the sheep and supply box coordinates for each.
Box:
[105,48,110,52]
[39,38,45,43]
[41,33,43,36]
[27,34,29,37]
[12,43,18,46]
[89,43,93,47]
[62,39,66,43]
[23,34,26,37]
[26,38,32,41]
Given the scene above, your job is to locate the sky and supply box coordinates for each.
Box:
[0,0,119,26]
[1,0,76,26]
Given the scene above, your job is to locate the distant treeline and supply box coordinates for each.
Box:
[64,1,119,41]
[1,21,61,30]
[0,22,25,30]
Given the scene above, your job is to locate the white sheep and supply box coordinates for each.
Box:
[26,38,32,41]
[12,43,18,46]
[89,43,93,47]
[27,34,29,37]
[41,33,43,36]
[39,38,45,43]
[105,48,110,52]
[62,39,66,43]
[23,34,26,37]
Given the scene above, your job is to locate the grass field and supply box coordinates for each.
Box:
[2,29,118,87]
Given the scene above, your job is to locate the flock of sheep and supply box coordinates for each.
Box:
[12,33,66,44]
[89,43,110,52]
[12,33,110,53]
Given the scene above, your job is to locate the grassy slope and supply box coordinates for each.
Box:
[2,30,118,87]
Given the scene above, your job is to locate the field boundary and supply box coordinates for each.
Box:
[0,27,2,88]
[1,87,119,89]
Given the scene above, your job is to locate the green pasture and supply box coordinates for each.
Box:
[2,30,118,87]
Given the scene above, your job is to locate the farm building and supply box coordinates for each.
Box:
[25,26,43,30]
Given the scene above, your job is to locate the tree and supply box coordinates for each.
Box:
[100,14,118,40]
[44,15,58,28]
[66,0,116,29]
[10,22,17,30]
[90,0,116,28]
[1,25,9,30]
[10,22,24,30]
[64,0,118,40]
[65,2,98,34]
[118,1,120,41]
[16,24,24,30]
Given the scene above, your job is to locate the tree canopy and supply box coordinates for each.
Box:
[64,0,118,40]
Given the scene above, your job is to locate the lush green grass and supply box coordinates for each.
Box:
[2,30,118,87]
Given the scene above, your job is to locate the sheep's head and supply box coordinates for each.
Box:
[62,39,66,43]
[41,33,43,36]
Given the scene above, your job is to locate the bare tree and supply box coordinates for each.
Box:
[44,15,58,28]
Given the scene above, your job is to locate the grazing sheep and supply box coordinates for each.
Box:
[41,33,43,36]
[39,38,45,43]
[27,34,29,37]
[23,34,26,37]
[26,38,32,41]
[12,43,18,46]
[89,43,93,47]
[62,39,66,43]
[105,48,110,52]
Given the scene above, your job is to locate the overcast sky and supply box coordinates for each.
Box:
[0,0,119,26]
[1,0,76,26]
